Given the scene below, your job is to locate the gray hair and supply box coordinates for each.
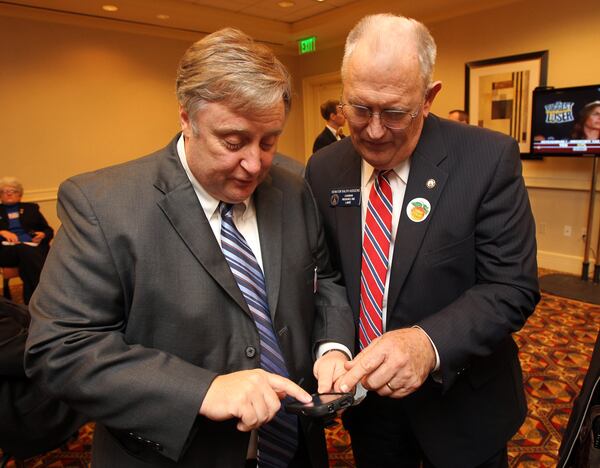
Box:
[176,28,292,129]
[341,14,437,91]
[0,176,23,195]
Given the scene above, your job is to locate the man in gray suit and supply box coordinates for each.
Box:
[25,28,354,467]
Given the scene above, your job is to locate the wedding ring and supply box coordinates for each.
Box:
[386,382,396,391]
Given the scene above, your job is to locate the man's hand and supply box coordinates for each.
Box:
[0,230,19,243]
[31,231,46,243]
[199,369,311,431]
[338,328,436,398]
[313,350,350,393]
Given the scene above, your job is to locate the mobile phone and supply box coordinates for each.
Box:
[284,392,353,418]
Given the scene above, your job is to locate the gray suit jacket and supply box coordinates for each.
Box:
[273,153,305,177]
[25,135,354,467]
[306,115,540,467]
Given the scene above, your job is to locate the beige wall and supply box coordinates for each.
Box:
[1,12,186,229]
[2,0,600,273]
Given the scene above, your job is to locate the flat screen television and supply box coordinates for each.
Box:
[530,84,600,156]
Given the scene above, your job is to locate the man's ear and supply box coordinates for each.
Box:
[422,81,442,117]
[179,106,193,138]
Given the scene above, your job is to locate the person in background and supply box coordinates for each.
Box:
[571,101,600,140]
[448,109,469,123]
[312,100,346,153]
[0,177,53,304]
[25,28,354,468]
[306,13,539,468]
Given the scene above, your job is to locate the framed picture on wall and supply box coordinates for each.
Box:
[465,50,549,155]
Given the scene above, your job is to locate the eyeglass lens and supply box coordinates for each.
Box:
[342,105,412,129]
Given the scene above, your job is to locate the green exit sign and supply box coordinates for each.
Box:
[298,36,316,55]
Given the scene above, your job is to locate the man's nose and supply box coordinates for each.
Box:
[240,145,262,175]
[365,113,386,139]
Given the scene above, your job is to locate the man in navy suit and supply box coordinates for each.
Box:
[312,100,346,153]
[306,14,539,468]
[0,177,53,304]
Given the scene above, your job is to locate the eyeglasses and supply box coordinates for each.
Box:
[338,103,419,130]
[0,189,19,195]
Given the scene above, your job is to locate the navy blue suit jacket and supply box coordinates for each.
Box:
[306,114,540,467]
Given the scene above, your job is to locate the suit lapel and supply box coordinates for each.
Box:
[154,136,251,318]
[386,116,448,318]
[254,176,283,318]
[334,150,363,317]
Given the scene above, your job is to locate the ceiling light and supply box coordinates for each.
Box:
[102,5,118,12]
[156,13,170,20]
[277,1,295,7]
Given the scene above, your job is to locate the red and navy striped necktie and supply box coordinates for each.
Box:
[359,170,393,350]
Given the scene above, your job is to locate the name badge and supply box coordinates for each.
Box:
[7,212,19,220]
[329,188,361,207]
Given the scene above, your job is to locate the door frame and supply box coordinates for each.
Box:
[302,70,342,161]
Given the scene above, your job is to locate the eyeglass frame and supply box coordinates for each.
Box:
[0,189,21,195]
[337,99,423,131]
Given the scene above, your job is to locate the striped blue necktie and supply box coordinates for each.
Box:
[220,202,298,468]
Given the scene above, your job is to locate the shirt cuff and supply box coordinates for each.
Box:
[316,342,353,361]
[412,325,440,372]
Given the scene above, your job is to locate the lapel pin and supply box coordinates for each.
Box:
[406,197,431,223]
[426,179,436,189]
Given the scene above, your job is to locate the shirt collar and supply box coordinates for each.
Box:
[361,157,411,188]
[176,134,251,220]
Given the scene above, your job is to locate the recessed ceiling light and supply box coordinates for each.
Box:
[102,5,118,12]
[315,0,326,2]
[156,13,170,20]
[277,1,295,7]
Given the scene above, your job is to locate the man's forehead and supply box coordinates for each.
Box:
[197,100,285,128]
[349,39,420,75]
[343,51,423,101]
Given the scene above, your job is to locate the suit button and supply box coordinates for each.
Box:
[245,346,256,358]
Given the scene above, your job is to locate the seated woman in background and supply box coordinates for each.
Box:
[571,100,600,140]
[0,177,53,304]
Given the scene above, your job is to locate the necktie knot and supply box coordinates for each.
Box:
[376,169,393,183]
[219,202,234,219]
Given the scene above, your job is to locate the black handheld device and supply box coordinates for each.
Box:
[284,392,353,418]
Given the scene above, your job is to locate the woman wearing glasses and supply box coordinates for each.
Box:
[0,177,53,304]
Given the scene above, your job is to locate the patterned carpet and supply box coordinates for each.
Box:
[3,275,600,467]
[325,288,600,467]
